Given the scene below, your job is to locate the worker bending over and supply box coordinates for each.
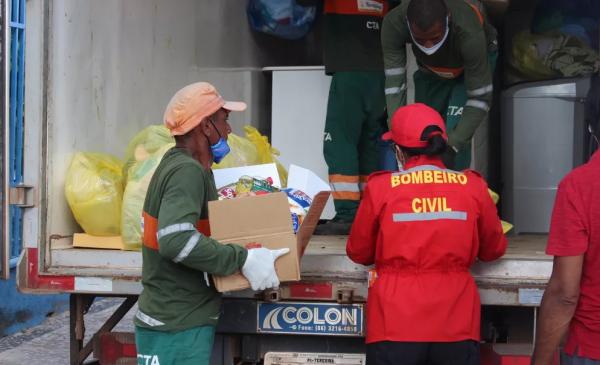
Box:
[382,0,497,171]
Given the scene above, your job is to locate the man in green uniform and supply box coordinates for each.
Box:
[134,82,289,365]
[314,0,398,236]
[381,0,497,170]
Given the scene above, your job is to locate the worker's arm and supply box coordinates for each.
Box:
[531,255,583,365]
[157,165,247,276]
[473,174,507,261]
[451,28,493,152]
[532,177,588,365]
[347,183,379,265]
[381,6,409,126]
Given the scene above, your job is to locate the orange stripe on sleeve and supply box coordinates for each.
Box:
[143,211,159,250]
[332,191,361,200]
[329,174,360,183]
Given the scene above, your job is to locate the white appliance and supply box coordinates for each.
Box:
[265,66,335,219]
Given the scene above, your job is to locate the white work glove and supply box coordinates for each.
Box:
[241,247,290,291]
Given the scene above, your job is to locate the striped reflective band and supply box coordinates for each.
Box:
[385,84,406,95]
[385,67,406,76]
[330,175,361,200]
[465,99,489,112]
[136,309,165,327]
[156,222,196,240]
[173,232,201,263]
[358,175,369,192]
[393,211,468,222]
[330,182,360,192]
[467,84,493,97]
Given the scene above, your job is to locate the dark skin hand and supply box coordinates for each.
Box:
[531,255,584,365]
[175,108,232,170]
[409,19,446,48]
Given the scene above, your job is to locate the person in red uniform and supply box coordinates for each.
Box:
[347,103,507,365]
[532,75,600,365]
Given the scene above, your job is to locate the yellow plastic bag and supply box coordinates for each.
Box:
[123,125,174,180]
[65,153,124,236]
[488,189,513,234]
[121,143,174,251]
[510,31,560,80]
[244,126,288,187]
[212,126,288,187]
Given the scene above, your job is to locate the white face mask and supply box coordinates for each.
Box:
[408,16,449,56]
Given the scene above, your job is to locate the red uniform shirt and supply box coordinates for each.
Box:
[347,155,507,343]
[546,151,600,360]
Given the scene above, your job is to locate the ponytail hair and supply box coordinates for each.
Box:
[402,125,447,157]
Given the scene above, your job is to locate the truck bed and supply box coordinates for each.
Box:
[35,234,552,305]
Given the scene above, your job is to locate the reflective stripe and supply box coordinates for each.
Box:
[156,222,196,240]
[393,211,468,222]
[135,310,165,327]
[173,232,201,263]
[385,67,406,76]
[330,182,360,192]
[385,84,406,95]
[467,84,493,97]
[466,99,490,112]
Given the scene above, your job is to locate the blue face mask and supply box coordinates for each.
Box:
[209,119,230,164]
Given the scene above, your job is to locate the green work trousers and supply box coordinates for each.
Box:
[323,71,387,221]
[413,71,472,170]
[414,52,497,171]
[135,325,215,365]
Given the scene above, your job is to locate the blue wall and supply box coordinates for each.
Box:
[0,268,68,337]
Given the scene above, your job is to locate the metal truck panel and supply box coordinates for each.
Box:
[19,234,552,307]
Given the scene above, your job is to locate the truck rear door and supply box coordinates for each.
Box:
[1,0,27,280]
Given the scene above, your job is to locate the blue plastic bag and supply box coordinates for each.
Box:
[247,0,316,40]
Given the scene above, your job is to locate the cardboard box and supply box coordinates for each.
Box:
[209,165,330,292]
[72,233,125,250]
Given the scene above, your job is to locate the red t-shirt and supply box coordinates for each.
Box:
[546,151,600,360]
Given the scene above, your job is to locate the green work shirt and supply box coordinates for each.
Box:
[323,0,399,74]
[135,147,247,332]
[382,0,497,150]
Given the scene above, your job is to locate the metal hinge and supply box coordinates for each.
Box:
[9,184,35,208]
[263,288,281,302]
[337,288,354,304]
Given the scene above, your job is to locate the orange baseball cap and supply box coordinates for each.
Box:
[382,103,447,148]
[163,82,247,136]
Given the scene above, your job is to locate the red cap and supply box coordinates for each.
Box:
[382,103,447,148]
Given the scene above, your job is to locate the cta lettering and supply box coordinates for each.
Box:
[447,106,463,116]
[412,197,451,213]
[137,354,160,365]
[391,170,468,187]
[366,21,380,30]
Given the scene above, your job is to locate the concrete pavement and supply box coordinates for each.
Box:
[0,298,136,364]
